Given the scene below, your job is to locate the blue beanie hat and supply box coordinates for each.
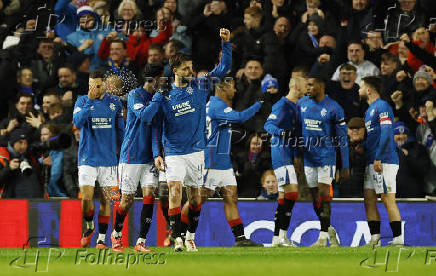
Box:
[261,74,279,93]
[393,121,409,136]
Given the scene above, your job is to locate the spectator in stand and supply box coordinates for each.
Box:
[338,117,365,198]
[146,43,165,67]
[31,38,63,92]
[0,128,42,198]
[394,121,431,198]
[51,65,88,105]
[62,125,80,198]
[234,132,272,198]
[383,0,428,43]
[363,31,388,68]
[418,100,436,195]
[54,0,79,41]
[15,67,41,109]
[40,124,67,198]
[402,29,436,73]
[41,91,61,123]
[0,93,40,144]
[257,170,278,200]
[332,42,380,83]
[66,1,110,71]
[347,0,373,40]
[115,0,142,21]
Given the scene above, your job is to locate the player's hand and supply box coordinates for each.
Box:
[280,130,292,143]
[219,28,231,42]
[340,168,350,181]
[373,160,382,173]
[293,157,304,175]
[154,156,166,171]
[43,156,52,166]
[152,91,164,102]
[9,158,20,171]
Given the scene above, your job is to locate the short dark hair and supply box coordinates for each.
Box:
[169,52,192,70]
[89,70,105,79]
[143,64,164,79]
[16,92,33,103]
[348,41,364,50]
[381,52,399,65]
[43,90,59,98]
[362,76,381,94]
[149,43,163,53]
[41,123,60,136]
[110,39,126,49]
[58,64,76,73]
[339,63,357,72]
[168,39,185,53]
[17,67,32,79]
[38,38,53,45]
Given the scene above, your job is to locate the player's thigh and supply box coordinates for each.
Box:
[78,165,98,188]
[80,185,95,200]
[317,165,335,186]
[165,155,188,183]
[304,166,318,188]
[184,151,205,188]
[96,166,118,188]
[139,163,158,193]
[366,164,387,195]
[275,165,297,187]
[118,163,143,195]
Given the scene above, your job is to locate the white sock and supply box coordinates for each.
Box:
[97,233,106,242]
[112,230,122,238]
[279,229,287,239]
[319,231,328,239]
[371,234,381,240]
[86,220,94,230]
[186,231,195,240]
[136,238,146,245]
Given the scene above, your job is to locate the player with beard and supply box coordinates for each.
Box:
[152,29,232,252]
[359,76,403,246]
[297,76,350,247]
[179,80,264,247]
[265,77,305,247]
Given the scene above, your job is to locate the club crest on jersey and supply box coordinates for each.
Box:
[165,95,171,101]
[90,106,95,110]
[110,103,116,111]
[186,87,194,94]
[301,107,307,112]
[321,108,327,117]
[370,109,375,117]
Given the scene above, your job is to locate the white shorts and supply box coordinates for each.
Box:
[304,165,336,188]
[78,165,118,187]
[203,169,237,191]
[274,165,298,187]
[158,170,167,182]
[118,163,158,194]
[364,164,399,194]
[165,151,204,188]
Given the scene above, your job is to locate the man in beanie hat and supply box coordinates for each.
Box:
[261,73,279,94]
[0,128,42,198]
[66,0,110,71]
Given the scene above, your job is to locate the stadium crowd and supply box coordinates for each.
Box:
[0,0,435,200]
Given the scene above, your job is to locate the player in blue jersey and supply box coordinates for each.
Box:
[359,76,403,246]
[152,28,232,252]
[73,70,125,249]
[178,80,264,247]
[264,77,305,247]
[109,64,165,252]
[297,77,350,247]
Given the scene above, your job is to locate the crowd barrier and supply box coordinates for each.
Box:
[1,199,435,248]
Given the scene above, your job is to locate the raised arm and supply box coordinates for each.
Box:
[213,102,262,124]
[207,28,232,79]
[128,89,163,124]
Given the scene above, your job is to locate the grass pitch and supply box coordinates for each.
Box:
[1,246,436,276]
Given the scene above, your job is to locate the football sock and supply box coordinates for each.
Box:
[282,192,298,230]
[139,195,155,239]
[136,238,146,245]
[97,233,106,242]
[114,208,128,233]
[169,207,182,238]
[160,199,170,226]
[181,213,189,239]
[274,199,285,236]
[228,218,245,240]
[187,204,202,234]
[98,215,109,236]
[389,221,402,238]
[84,209,94,230]
[319,196,331,232]
[368,221,381,235]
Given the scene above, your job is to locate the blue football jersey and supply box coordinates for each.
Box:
[297,96,349,168]
[364,98,399,165]
[264,97,298,169]
[73,93,125,166]
[205,96,261,169]
[152,41,232,157]
[119,87,161,164]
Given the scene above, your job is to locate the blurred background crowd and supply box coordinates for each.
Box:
[0,0,435,200]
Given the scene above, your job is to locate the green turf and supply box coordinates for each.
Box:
[1,246,436,276]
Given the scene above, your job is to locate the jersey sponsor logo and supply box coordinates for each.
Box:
[73,107,81,114]
[365,120,373,132]
[133,103,144,110]
[91,117,113,129]
[268,114,277,120]
[304,119,322,131]
[321,108,327,117]
[109,103,116,111]
[301,106,307,112]
[172,100,196,117]
[223,107,232,113]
